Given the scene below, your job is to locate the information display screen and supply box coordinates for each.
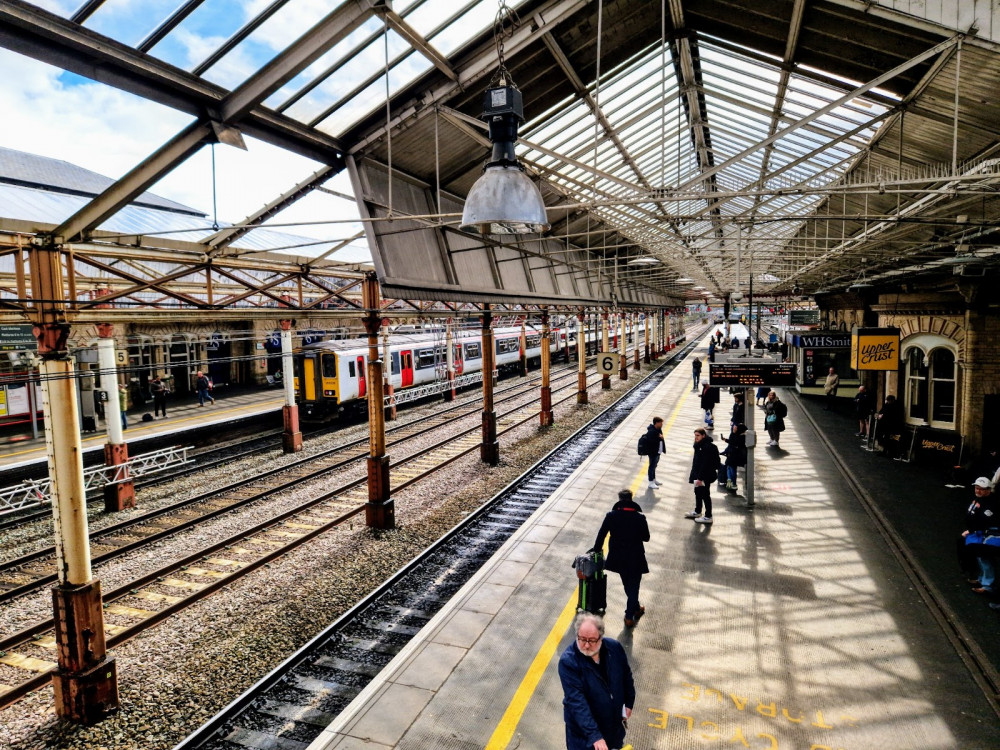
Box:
[709,363,797,387]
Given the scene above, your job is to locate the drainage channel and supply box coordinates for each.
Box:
[175,339,696,750]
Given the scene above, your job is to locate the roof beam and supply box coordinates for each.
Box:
[373,3,459,83]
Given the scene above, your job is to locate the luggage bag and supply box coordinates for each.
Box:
[572,549,607,615]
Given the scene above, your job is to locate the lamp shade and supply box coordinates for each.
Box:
[460,165,550,235]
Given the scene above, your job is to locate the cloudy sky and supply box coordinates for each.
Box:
[0,0,452,263]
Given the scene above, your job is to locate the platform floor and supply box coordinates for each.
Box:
[0,387,285,472]
[306,336,998,750]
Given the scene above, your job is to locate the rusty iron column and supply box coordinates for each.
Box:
[601,309,611,390]
[644,310,651,364]
[618,311,629,380]
[382,326,396,421]
[633,313,641,371]
[666,310,673,351]
[577,309,588,405]
[362,273,394,529]
[540,308,553,426]
[481,305,499,465]
[279,319,303,453]
[30,241,119,724]
[445,320,456,402]
[96,325,134,512]
[519,318,527,376]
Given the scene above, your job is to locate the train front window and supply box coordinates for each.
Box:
[322,354,338,378]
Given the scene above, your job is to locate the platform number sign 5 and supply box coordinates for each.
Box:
[597,352,619,375]
[115,350,128,365]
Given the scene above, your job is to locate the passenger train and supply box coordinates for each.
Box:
[294,320,650,421]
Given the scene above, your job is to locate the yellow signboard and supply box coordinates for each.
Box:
[851,327,900,371]
[0,389,6,417]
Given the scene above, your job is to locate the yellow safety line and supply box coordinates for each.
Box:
[485,365,693,749]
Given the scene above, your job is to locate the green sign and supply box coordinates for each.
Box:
[0,324,37,352]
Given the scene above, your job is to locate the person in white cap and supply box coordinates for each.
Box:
[959,477,998,595]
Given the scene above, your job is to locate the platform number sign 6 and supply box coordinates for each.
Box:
[597,352,619,375]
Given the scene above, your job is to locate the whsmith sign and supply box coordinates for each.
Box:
[790,333,851,348]
[851,327,900,371]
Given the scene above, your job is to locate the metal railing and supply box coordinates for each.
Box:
[0,445,193,515]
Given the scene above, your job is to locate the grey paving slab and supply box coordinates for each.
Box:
[310,336,998,750]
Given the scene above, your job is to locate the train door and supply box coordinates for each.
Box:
[453,343,464,375]
[356,356,366,398]
[400,350,413,386]
[302,355,317,400]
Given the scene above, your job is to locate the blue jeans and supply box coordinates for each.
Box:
[979,557,996,589]
[198,387,214,405]
[693,373,700,390]
[647,452,660,481]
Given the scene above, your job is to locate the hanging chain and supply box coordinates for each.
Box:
[491,0,520,87]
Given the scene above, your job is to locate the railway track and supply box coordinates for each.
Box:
[0,362,587,601]
[0,359,582,533]
[0,361,619,708]
[174,339,694,750]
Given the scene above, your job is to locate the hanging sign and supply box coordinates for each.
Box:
[709,363,797,387]
[851,327,900,371]
[0,324,36,352]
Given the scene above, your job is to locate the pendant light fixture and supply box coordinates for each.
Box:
[460,3,549,236]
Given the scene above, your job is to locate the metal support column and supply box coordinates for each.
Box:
[577,309,588,405]
[744,386,755,508]
[445,321,456,402]
[96,325,134,512]
[644,311,651,363]
[481,306,499,465]
[362,273,394,529]
[633,313,640,371]
[519,318,527,377]
[540,308,553,426]
[618,312,629,380]
[279,319,303,453]
[31,241,119,724]
[382,328,396,421]
[601,310,611,390]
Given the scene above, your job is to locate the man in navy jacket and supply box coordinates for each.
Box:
[559,613,635,750]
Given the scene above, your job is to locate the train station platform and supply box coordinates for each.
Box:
[305,334,998,750]
[0,386,285,472]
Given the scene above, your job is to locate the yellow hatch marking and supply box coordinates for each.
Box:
[205,558,245,568]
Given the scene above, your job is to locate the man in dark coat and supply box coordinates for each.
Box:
[559,613,635,750]
[641,417,664,489]
[691,357,702,391]
[875,394,904,459]
[686,428,720,524]
[595,490,650,627]
[853,385,872,438]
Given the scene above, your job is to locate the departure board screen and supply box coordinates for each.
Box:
[708,363,797,387]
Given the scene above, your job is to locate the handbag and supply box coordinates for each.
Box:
[765,413,777,424]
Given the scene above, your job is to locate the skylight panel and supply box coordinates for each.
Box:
[196,0,337,91]
[416,0,502,57]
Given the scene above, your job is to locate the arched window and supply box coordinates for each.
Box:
[903,339,957,429]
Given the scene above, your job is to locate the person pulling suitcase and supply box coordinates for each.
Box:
[593,489,649,627]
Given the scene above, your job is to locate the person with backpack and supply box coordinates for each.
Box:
[691,357,702,391]
[685,427,721,524]
[764,390,787,448]
[196,370,215,406]
[638,417,665,489]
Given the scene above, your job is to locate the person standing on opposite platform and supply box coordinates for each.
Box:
[559,612,635,750]
[763,390,787,448]
[707,339,716,363]
[823,367,839,411]
[685,427,720,524]
[691,357,702,391]
[196,370,215,406]
[959,478,998,595]
[118,385,128,430]
[594,489,649,628]
[641,417,665,489]
[853,385,872,438]
[150,375,168,418]
[875,394,904,459]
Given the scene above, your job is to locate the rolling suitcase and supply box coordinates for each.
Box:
[572,549,607,615]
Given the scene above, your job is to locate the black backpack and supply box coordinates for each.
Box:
[637,433,650,455]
